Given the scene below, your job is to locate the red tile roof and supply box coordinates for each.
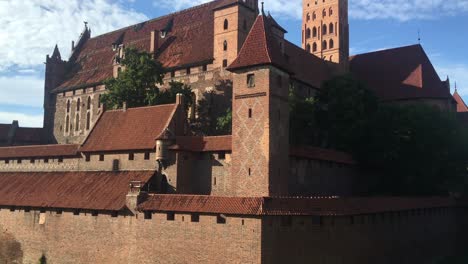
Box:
[55,0,243,92]
[350,45,452,101]
[81,104,177,152]
[138,195,462,216]
[227,15,290,72]
[170,136,232,152]
[0,171,155,211]
[453,90,468,112]
[0,144,79,159]
[290,146,356,165]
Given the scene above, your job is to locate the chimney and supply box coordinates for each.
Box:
[125,180,146,215]
[150,30,159,55]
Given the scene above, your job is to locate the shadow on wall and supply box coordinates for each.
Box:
[0,230,23,263]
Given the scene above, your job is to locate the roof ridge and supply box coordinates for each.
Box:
[261,16,273,64]
[352,44,422,57]
[0,144,79,149]
[105,103,176,113]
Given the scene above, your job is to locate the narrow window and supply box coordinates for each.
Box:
[186,68,191,75]
[312,11,316,20]
[247,74,255,88]
[322,9,326,17]
[306,44,311,53]
[99,154,104,161]
[167,212,175,221]
[248,168,251,176]
[306,28,311,39]
[223,40,228,51]
[248,109,252,118]
[322,25,327,35]
[223,19,229,30]
[313,42,317,52]
[77,98,81,111]
[191,214,200,222]
[129,153,135,161]
[217,214,226,224]
[75,114,79,131]
[144,211,152,220]
[112,159,119,171]
[86,112,91,130]
[65,116,70,133]
[202,65,208,72]
[87,97,91,110]
[144,152,150,160]
[312,27,317,38]
[98,94,102,108]
[222,59,228,68]
[329,23,334,34]
[218,152,226,160]
[85,154,90,162]
[329,7,333,16]
[322,40,327,50]
[67,100,70,113]
[329,39,334,49]
[214,177,217,186]
[306,13,310,21]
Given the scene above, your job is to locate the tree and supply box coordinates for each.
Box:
[289,88,316,145]
[100,47,192,109]
[216,108,232,135]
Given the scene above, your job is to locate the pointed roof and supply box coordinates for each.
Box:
[227,15,290,72]
[52,45,61,58]
[350,44,452,101]
[453,89,468,112]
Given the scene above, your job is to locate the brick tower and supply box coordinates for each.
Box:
[227,14,290,197]
[302,0,349,67]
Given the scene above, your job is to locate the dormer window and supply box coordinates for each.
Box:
[247,74,255,88]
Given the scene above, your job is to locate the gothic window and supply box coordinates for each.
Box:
[329,55,333,62]
[86,112,91,130]
[306,13,310,21]
[87,97,91,110]
[312,27,317,38]
[306,28,311,39]
[322,40,327,50]
[75,114,80,131]
[66,100,70,113]
[77,98,81,111]
[223,40,228,51]
[306,44,311,53]
[247,74,255,88]
[224,19,229,30]
[98,94,102,108]
[329,39,334,49]
[313,42,317,52]
[65,116,70,133]
[322,9,326,17]
[322,25,327,35]
[329,23,334,34]
[329,7,333,16]
[312,11,316,20]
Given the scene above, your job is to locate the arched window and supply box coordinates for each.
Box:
[306,44,311,52]
[77,98,81,111]
[306,28,311,39]
[312,27,317,38]
[329,39,334,49]
[322,25,327,35]
[86,112,91,130]
[329,55,333,62]
[67,100,70,113]
[329,8,333,16]
[223,19,229,30]
[223,40,228,51]
[306,13,310,21]
[75,114,79,131]
[322,40,327,50]
[312,42,317,52]
[322,9,326,18]
[329,23,334,34]
[87,97,91,110]
[98,94,102,108]
[65,116,70,133]
[312,11,316,20]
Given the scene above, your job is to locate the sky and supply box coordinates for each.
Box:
[0,0,467,127]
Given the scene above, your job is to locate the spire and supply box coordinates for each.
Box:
[455,82,458,92]
[48,44,62,62]
[261,1,265,15]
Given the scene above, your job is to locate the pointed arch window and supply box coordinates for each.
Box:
[223,19,229,30]
[65,116,70,133]
[329,39,334,49]
[329,8,333,16]
[312,42,317,52]
[86,112,91,130]
[312,12,316,20]
[77,98,81,111]
[75,114,80,131]
[223,40,228,51]
[306,28,311,39]
[306,44,311,53]
[322,40,327,50]
[329,23,334,34]
[306,13,310,21]
[87,96,91,110]
[322,25,327,35]
[312,27,317,38]
[322,9,326,17]
[67,100,70,113]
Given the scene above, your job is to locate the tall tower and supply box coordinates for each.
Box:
[302,0,349,67]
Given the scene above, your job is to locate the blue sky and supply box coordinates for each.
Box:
[0,0,467,127]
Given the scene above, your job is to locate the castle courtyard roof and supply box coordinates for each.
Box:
[80,104,178,153]
[453,89,468,112]
[0,144,79,159]
[0,171,155,211]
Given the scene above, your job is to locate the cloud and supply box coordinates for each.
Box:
[153,0,468,22]
[0,75,44,107]
[0,0,148,72]
[0,111,43,128]
[436,64,468,96]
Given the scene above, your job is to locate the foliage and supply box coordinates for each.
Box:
[216,108,232,135]
[289,88,316,145]
[100,47,192,109]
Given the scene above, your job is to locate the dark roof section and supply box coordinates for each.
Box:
[170,136,232,152]
[0,124,11,144]
[350,44,452,101]
[54,0,242,92]
[453,90,468,112]
[290,146,356,165]
[0,144,79,159]
[138,195,462,216]
[80,104,177,153]
[12,127,44,145]
[0,171,155,211]
[227,15,289,72]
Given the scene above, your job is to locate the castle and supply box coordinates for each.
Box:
[0,0,467,263]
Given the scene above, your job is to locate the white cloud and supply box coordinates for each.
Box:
[0,0,148,71]
[0,112,43,128]
[436,64,468,96]
[0,75,44,107]
[153,0,468,21]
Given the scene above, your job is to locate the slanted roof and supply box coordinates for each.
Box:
[0,171,155,211]
[81,104,177,152]
[138,195,460,216]
[55,0,243,92]
[0,144,79,159]
[170,136,232,152]
[227,15,289,72]
[350,44,452,101]
[453,90,468,112]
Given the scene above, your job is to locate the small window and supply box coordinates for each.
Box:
[112,159,119,171]
[167,212,175,221]
[322,40,327,50]
[5,159,10,164]
[144,152,150,160]
[312,11,316,20]
[75,114,80,131]
[77,98,81,111]
[329,39,334,49]
[313,42,317,52]
[223,19,229,30]
[222,59,228,68]
[67,100,71,113]
[306,44,311,53]
[223,40,228,51]
[98,94,102,108]
[87,97,91,110]
[99,154,105,161]
[44,158,49,163]
[129,153,135,161]
[306,28,311,39]
[58,157,63,163]
[247,74,255,88]
[322,25,327,35]
[171,71,175,78]
[312,27,317,38]
[186,68,191,75]
[202,65,208,72]
[248,108,252,118]
[30,159,35,164]
[144,211,152,220]
[218,152,226,160]
[248,168,251,176]
[217,214,226,224]
[329,7,333,16]
[191,214,200,222]
[329,23,334,34]
[17,159,22,164]
[85,154,90,162]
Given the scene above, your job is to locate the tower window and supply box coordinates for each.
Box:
[247,74,255,88]
[87,97,91,110]
[306,28,311,39]
[322,25,327,35]
[322,40,327,50]
[322,9,326,17]
[329,23,334,34]
[312,11,316,20]
[306,44,311,53]
[313,42,317,52]
[75,114,79,131]
[86,112,90,130]
[329,7,333,16]
[312,27,317,38]
[222,59,228,68]
[248,109,252,118]
[306,13,310,21]
[67,100,70,113]
[223,40,228,51]
[77,98,81,111]
[329,39,334,49]
[223,19,229,30]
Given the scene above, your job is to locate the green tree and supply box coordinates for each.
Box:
[216,108,232,135]
[289,88,316,145]
[100,47,192,109]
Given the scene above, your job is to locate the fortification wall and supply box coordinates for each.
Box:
[0,209,261,264]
